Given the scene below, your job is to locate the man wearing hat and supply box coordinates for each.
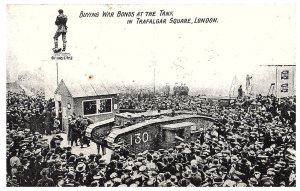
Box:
[37,168,55,187]
[69,120,79,147]
[34,154,45,182]
[75,162,86,184]
[93,171,106,186]
[212,176,223,187]
[15,165,31,186]
[248,177,258,187]
[164,156,177,175]
[178,178,190,187]
[90,180,99,187]
[104,180,114,187]
[84,162,98,186]
[53,117,61,134]
[273,163,284,185]
[79,116,90,148]
[62,171,81,187]
[10,150,21,177]
[113,177,122,186]
[110,145,121,161]
[51,162,64,185]
[157,172,169,187]
[189,174,202,187]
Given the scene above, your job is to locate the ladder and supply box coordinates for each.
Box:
[229,76,237,98]
[268,83,275,96]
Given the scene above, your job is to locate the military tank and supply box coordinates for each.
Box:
[86,109,217,153]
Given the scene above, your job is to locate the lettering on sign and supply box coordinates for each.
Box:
[281,83,288,93]
[51,52,73,60]
[281,70,289,80]
[130,132,149,145]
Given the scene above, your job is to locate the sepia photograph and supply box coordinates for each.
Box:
[4,2,297,187]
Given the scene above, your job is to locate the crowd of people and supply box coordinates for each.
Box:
[119,83,191,111]
[119,94,212,112]
[7,91,60,135]
[67,115,93,148]
[173,83,189,96]
[6,89,296,187]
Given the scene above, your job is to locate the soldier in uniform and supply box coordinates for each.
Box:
[69,120,79,147]
[53,9,68,52]
[79,117,91,148]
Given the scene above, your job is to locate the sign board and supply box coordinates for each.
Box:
[281,70,289,80]
[51,52,73,60]
[281,83,288,93]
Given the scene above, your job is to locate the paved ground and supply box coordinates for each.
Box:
[44,133,113,162]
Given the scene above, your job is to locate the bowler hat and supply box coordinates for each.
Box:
[76,162,86,172]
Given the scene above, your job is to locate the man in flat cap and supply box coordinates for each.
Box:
[37,168,55,187]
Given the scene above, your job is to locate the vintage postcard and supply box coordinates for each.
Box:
[4,2,296,187]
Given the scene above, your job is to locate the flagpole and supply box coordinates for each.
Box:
[153,66,156,95]
[56,60,59,86]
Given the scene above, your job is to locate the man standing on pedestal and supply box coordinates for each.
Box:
[245,74,253,96]
[53,9,68,53]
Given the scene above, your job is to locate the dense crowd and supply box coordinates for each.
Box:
[119,95,212,112]
[6,90,296,187]
[7,91,59,135]
[119,83,190,111]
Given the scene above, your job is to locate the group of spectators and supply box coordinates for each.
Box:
[119,83,191,111]
[7,89,296,187]
[7,91,60,135]
[67,115,93,148]
[119,95,212,112]
[173,83,189,96]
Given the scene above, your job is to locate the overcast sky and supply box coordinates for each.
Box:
[6,4,296,95]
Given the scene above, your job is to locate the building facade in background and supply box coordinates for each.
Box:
[251,65,295,98]
[54,79,119,131]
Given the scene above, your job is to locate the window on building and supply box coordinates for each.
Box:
[83,98,112,116]
[98,98,112,113]
[191,125,197,133]
[83,100,97,115]
[176,129,185,139]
